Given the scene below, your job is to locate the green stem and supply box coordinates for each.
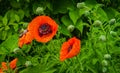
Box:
[19,49,26,57]
[101,24,117,73]
[76,56,83,72]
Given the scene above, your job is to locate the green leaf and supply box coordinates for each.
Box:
[79,7,90,17]
[17,9,24,20]
[0,34,18,53]
[61,15,73,26]
[0,16,2,21]
[69,9,80,24]
[0,55,6,63]
[15,14,20,22]
[0,22,3,27]
[6,10,16,23]
[53,0,75,14]
[22,45,31,53]
[5,26,10,31]
[2,16,8,25]
[0,47,9,54]
[59,24,71,37]
[46,1,53,11]
[12,23,19,31]
[97,7,108,22]
[20,66,41,73]
[76,19,84,33]
[85,0,97,9]
[10,0,21,8]
[0,27,4,31]
[92,58,98,65]
[105,7,119,19]
[2,31,7,40]
[86,65,97,73]
[43,69,56,73]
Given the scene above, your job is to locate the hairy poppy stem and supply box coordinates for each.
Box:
[19,49,26,57]
[99,23,117,73]
[64,60,68,66]
[76,56,83,71]
[105,31,117,73]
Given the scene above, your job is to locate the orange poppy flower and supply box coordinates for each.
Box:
[18,30,33,48]
[0,58,18,73]
[28,16,58,43]
[60,37,81,61]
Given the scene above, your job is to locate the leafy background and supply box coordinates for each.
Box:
[0,0,120,73]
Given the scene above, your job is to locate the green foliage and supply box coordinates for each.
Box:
[0,34,18,54]
[0,0,120,73]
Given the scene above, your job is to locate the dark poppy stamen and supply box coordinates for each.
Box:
[38,23,52,37]
[68,45,73,52]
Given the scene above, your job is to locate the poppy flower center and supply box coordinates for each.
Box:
[68,45,73,52]
[38,23,52,37]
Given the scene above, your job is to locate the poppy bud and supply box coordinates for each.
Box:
[36,7,44,15]
[93,20,102,26]
[25,61,32,67]
[99,35,106,41]
[13,48,20,54]
[67,25,75,32]
[110,31,117,36]
[102,67,107,73]
[104,54,111,60]
[109,18,116,25]
[102,60,108,66]
[77,2,85,9]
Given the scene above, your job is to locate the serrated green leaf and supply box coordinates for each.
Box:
[0,22,3,27]
[2,16,8,25]
[53,0,75,14]
[15,14,20,22]
[79,7,90,17]
[20,66,41,73]
[0,27,4,31]
[5,26,10,30]
[17,9,24,20]
[76,19,83,33]
[0,55,6,63]
[46,1,53,11]
[0,34,18,53]
[92,58,98,65]
[5,10,16,23]
[43,69,56,73]
[86,65,97,73]
[0,47,9,54]
[85,0,97,9]
[12,23,18,31]
[69,9,80,24]
[95,7,108,22]
[10,0,21,8]
[105,7,119,20]
[59,24,71,37]
[0,16,2,20]
[61,15,73,26]
[2,31,7,40]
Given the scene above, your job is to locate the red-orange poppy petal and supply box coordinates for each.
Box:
[18,32,33,48]
[60,37,81,61]
[9,58,18,69]
[1,62,7,70]
[28,16,58,43]
[0,68,4,73]
[18,34,26,48]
